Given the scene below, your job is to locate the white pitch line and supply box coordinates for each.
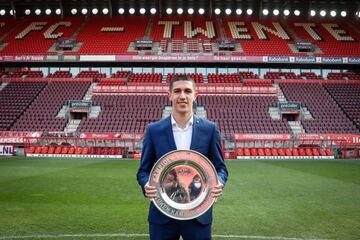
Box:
[0,233,328,240]
[213,234,326,240]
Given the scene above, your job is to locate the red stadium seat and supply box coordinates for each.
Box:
[278,148,286,156]
[271,148,278,156]
[312,148,320,156]
[27,146,36,154]
[299,148,306,156]
[82,146,89,155]
[41,146,49,154]
[61,146,69,154]
[305,148,313,156]
[68,146,75,154]
[237,148,243,156]
[75,147,83,154]
[325,148,333,156]
[244,148,251,156]
[264,148,272,156]
[55,146,62,154]
[250,148,258,156]
[35,146,42,154]
[257,148,265,156]
[48,146,55,154]
[285,148,292,156]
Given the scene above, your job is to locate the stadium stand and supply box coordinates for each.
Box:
[0,82,47,130]
[47,71,72,78]
[11,81,91,131]
[77,95,167,134]
[0,0,360,160]
[75,16,148,54]
[1,16,83,55]
[279,82,360,134]
[197,95,293,138]
[324,83,360,130]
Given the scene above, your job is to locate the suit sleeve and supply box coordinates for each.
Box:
[136,125,156,195]
[210,124,228,186]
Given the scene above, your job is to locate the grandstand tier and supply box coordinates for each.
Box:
[0,16,359,57]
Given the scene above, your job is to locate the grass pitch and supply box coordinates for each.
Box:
[0,157,359,240]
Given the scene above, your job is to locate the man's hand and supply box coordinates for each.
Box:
[211,182,224,199]
[145,182,157,201]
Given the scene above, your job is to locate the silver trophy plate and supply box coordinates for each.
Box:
[149,150,218,220]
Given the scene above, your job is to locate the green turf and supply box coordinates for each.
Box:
[0,157,359,240]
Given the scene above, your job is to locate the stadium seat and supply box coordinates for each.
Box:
[250,148,258,156]
[35,146,42,154]
[61,146,69,154]
[82,146,89,155]
[75,147,83,155]
[271,148,278,156]
[48,146,55,154]
[265,148,272,156]
[312,148,320,156]
[257,148,265,156]
[41,146,49,154]
[285,148,293,156]
[325,148,333,156]
[278,148,286,156]
[68,146,75,154]
[244,148,251,156]
[292,148,299,156]
[55,146,62,154]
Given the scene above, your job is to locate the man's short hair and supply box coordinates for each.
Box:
[169,75,196,91]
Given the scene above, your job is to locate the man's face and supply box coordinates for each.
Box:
[168,80,197,115]
[164,173,177,190]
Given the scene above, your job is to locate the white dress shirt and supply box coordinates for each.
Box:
[171,114,193,150]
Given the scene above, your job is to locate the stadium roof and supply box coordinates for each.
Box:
[0,0,359,18]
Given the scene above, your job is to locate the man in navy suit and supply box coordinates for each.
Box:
[137,75,228,240]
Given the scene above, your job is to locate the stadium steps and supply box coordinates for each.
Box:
[215,17,226,40]
[203,75,208,83]
[0,82,8,92]
[144,16,153,39]
[127,42,136,51]
[234,43,243,52]
[288,121,305,135]
[300,107,313,120]
[56,80,96,118]
[183,42,188,52]
[57,105,68,118]
[89,106,101,118]
[64,119,81,133]
[269,107,281,119]
[71,16,89,39]
[162,106,172,119]
[280,18,300,41]
[83,82,97,101]
[195,106,207,119]
[275,84,287,103]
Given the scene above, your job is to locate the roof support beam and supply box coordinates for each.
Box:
[108,0,112,18]
[10,0,16,19]
[59,0,64,19]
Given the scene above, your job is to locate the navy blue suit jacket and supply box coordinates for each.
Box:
[137,115,228,225]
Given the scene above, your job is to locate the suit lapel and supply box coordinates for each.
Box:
[166,116,177,151]
[190,115,200,150]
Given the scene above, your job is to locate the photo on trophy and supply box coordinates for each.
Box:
[163,166,204,204]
